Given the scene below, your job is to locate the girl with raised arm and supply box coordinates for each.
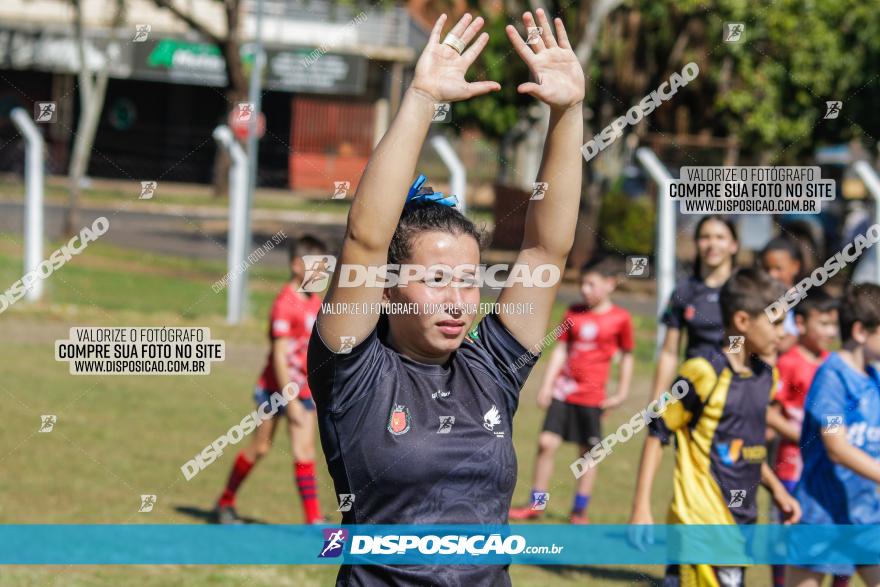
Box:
[308,10,584,585]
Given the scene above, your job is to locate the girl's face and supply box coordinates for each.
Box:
[385,231,481,361]
[762,250,801,288]
[696,220,738,272]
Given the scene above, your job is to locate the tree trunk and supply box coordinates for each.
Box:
[212,0,247,198]
[149,0,247,197]
[64,0,119,236]
[568,0,624,270]
[65,73,108,235]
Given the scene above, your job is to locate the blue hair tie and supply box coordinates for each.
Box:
[406,174,458,207]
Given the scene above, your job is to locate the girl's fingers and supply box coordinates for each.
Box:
[467,80,502,98]
[554,17,572,49]
[505,24,535,65]
[517,81,541,95]
[535,9,557,48]
[448,12,474,40]
[461,32,490,67]
[458,15,484,47]
[523,11,545,53]
[428,14,448,46]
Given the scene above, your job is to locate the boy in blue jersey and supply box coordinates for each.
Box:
[786,283,880,587]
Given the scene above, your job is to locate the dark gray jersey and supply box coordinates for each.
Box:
[308,313,539,586]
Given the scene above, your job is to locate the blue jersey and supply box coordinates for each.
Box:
[308,313,539,586]
[797,353,880,525]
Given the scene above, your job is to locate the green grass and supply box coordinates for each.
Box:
[0,240,801,586]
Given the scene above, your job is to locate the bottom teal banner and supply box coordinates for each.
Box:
[1,525,878,565]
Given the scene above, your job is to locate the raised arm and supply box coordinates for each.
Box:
[317,13,499,351]
[497,9,585,350]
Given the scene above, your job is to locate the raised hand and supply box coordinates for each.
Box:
[411,13,501,103]
[506,9,585,110]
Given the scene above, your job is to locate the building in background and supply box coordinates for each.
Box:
[0,0,419,190]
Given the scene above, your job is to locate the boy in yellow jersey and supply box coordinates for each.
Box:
[642,268,801,587]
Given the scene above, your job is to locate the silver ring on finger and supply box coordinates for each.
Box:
[442,33,466,55]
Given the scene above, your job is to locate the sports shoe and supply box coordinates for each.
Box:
[569,511,590,524]
[508,505,544,521]
[214,504,244,525]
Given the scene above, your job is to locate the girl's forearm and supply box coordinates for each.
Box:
[347,88,436,251]
[524,104,584,258]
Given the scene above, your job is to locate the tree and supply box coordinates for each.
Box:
[455,0,880,262]
[65,0,126,236]
[152,0,248,196]
[456,0,622,265]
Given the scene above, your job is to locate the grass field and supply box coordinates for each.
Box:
[0,237,836,586]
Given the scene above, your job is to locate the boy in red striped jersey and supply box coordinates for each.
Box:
[213,235,328,524]
[510,257,634,523]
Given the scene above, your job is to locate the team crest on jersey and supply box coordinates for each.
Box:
[388,404,411,435]
[684,305,696,321]
[483,405,504,437]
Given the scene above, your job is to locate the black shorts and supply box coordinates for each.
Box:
[542,399,602,448]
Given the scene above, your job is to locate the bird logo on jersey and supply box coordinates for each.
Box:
[388,404,411,435]
[716,566,744,586]
[483,405,501,431]
[483,405,504,437]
